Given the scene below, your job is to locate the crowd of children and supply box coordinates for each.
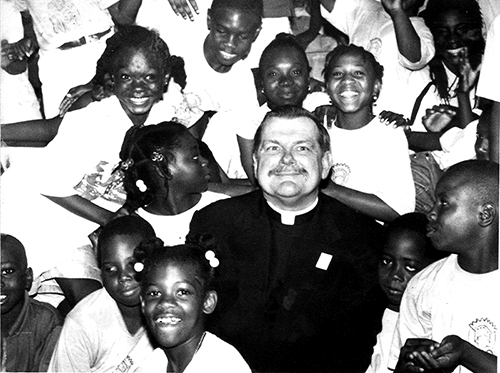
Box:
[1,0,498,371]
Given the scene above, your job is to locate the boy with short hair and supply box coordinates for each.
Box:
[388,160,499,373]
[1,234,63,372]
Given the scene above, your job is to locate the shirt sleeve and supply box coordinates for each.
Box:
[397,18,435,70]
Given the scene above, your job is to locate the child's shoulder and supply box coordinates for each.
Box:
[65,288,108,320]
[405,254,455,293]
[27,296,64,326]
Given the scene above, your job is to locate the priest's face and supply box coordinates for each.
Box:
[253,116,332,211]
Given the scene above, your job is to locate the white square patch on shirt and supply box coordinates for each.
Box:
[316,253,332,270]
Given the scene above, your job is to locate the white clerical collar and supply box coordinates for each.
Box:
[266,198,319,225]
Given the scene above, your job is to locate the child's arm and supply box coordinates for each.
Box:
[455,48,481,129]
[414,335,497,373]
[107,0,142,26]
[1,116,63,147]
[237,135,257,185]
[381,0,421,63]
[322,180,400,222]
[295,0,322,50]
[43,195,114,227]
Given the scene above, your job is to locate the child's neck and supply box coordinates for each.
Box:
[203,38,233,73]
[165,332,206,373]
[1,297,25,337]
[117,303,144,335]
[144,191,202,216]
[335,110,375,130]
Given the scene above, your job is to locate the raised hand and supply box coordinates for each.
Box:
[422,105,457,132]
[168,0,199,21]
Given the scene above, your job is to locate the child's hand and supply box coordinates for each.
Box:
[420,335,467,371]
[314,105,337,129]
[381,0,404,16]
[379,110,409,129]
[168,0,199,21]
[395,338,440,372]
[457,48,480,94]
[422,105,457,133]
[1,40,28,75]
[59,82,97,117]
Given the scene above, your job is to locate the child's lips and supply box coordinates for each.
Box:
[339,90,359,99]
[0,295,7,305]
[219,50,237,60]
[156,314,182,325]
[130,97,150,105]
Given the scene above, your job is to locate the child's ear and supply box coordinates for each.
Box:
[252,24,262,42]
[479,202,496,227]
[207,9,213,31]
[25,267,33,292]
[373,80,382,100]
[202,290,218,314]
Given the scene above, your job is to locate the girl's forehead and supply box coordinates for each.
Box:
[262,47,308,67]
[113,48,163,71]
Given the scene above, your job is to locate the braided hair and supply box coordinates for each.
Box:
[92,25,186,90]
[258,33,310,78]
[119,121,191,212]
[421,0,484,102]
[134,234,218,295]
[324,44,384,84]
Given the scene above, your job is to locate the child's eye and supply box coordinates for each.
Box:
[354,71,365,77]
[238,34,250,41]
[266,71,278,78]
[216,27,227,35]
[292,69,303,76]
[145,74,158,82]
[1,268,14,276]
[120,74,130,80]
[405,265,417,272]
[146,290,161,298]
[177,289,191,297]
[331,71,343,78]
[381,258,392,266]
[103,265,118,274]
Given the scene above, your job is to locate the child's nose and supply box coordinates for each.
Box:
[118,268,134,283]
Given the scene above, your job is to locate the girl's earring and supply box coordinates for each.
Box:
[373,94,379,106]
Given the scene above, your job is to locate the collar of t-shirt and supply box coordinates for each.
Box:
[266,198,319,225]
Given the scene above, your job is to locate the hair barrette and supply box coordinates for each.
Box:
[205,250,219,268]
[134,262,144,272]
[136,179,147,192]
[151,151,164,162]
[120,158,134,171]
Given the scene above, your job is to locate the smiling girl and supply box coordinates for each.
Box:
[134,236,251,372]
[321,44,415,222]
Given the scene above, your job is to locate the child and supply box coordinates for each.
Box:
[1,25,187,308]
[48,216,156,372]
[203,33,330,181]
[416,0,485,131]
[1,233,62,372]
[321,44,415,222]
[388,160,499,373]
[133,236,251,372]
[319,0,434,120]
[366,212,445,373]
[119,121,229,245]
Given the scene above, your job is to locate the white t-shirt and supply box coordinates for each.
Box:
[320,0,434,119]
[326,116,415,215]
[48,288,154,372]
[15,0,117,50]
[135,331,251,373]
[388,254,499,373]
[137,191,229,246]
[366,308,399,373]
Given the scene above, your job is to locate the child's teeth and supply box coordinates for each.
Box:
[0,295,6,304]
[131,98,148,104]
[340,91,358,98]
[158,316,181,324]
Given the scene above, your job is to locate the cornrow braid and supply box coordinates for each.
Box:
[92,25,172,87]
